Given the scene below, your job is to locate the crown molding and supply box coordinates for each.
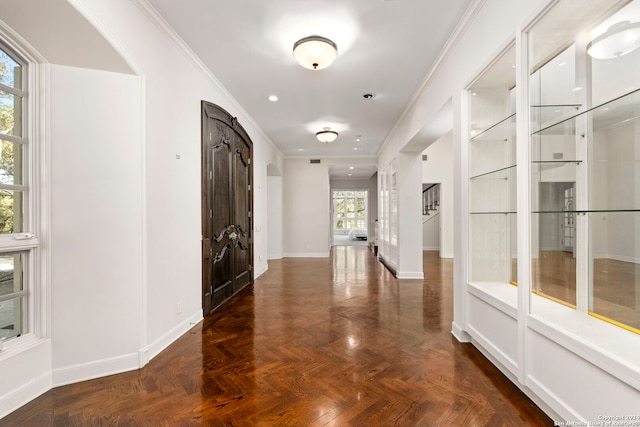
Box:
[129,0,283,160]
[377,0,487,158]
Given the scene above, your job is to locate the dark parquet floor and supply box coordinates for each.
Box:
[1,248,553,426]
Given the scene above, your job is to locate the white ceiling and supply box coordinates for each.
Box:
[146,0,473,176]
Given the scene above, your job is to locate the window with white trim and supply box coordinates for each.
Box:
[0,40,32,342]
[333,190,367,233]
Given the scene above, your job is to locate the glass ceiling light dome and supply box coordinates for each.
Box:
[587,21,640,59]
[293,35,338,70]
[316,127,339,143]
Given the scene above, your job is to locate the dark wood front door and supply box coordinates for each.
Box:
[201,101,253,316]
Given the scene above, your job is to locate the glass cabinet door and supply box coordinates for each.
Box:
[468,44,518,286]
[528,0,640,333]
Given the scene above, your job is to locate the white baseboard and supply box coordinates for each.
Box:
[526,374,580,424]
[147,310,203,361]
[283,252,330,258]
[468,325,518,375]
[593,253,640,264]
[470,337,564,423]
[52,352,139,387]
[397,271,424,279]
[254,266,267,279]
[0,372,52,419]
[451,321,471,342]
[422,246,440,250]
[267,253,283,260]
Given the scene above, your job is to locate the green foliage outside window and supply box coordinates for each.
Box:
[0,48,21,235]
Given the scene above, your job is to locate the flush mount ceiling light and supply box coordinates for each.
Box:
[293,35,338,70]
[587,21,640,59]
[316,127,339,143]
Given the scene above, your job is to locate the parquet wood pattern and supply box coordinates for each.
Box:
[2,248,552,426]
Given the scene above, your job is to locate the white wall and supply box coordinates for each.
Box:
[267,176,283,260]
[0,0,283,416]
[422,132,454,257]
[49,65,143,384]
[283,159,330,257]
[422,211,440,250]
[396,151,424,279]
[74,0,282,352]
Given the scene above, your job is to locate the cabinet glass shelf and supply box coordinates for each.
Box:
[533,88,640,136]
[470,164,516,180]
[533,209,640,214]
[531,104,582,132]
[471,113,516,142]
[531,160,581,164]
[470,211,517,215]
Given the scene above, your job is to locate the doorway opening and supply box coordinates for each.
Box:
[332,190,368,246]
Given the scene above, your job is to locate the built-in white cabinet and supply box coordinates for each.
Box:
[468,45,517,286]
[462,0,640,421]
[528,0,640,333]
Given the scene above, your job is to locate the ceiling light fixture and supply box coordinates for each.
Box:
[588,21,640,59]
[316,127,339,143]
[293,35,338,70]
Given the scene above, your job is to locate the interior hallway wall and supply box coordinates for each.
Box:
[422,132,454,257]
[283,159,330,257]
[267,176,283,260]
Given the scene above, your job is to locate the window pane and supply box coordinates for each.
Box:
[356,198,365,217]
[346,199,355,215]
[356,220,365,228]
[0,296,22,339]
[0,190,23,234]
[0,140,22,185]
[0,90,22,137]
[336,220,344,229]
[0,48,21,90]
[0,253,23,296]
[345,191,354,197]
[335,198,344,218]
[0,253,24,340]
[347,220,355,229]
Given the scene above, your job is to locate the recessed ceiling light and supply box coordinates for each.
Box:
[349,166,355,170]
[363,93,375,99]
[472,92,477,96]
[355,138,361,142]
[268,95,279,102]
[353,147,359,151]
[348,173,353,176]
[297,148,304,151]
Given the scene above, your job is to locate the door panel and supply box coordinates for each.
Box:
[233,134,251,291]
[202,101,253,316]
